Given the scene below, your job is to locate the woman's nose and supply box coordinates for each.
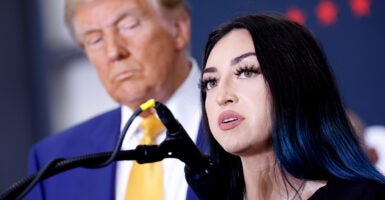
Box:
[216,81,238,106]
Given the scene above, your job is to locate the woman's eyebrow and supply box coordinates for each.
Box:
[203,52,256,74]
[230,52,256,66]
[203,67,217,74]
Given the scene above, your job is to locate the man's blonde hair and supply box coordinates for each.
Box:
[64,0,190,46]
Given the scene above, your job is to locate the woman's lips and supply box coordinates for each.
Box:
[218,110,245,131]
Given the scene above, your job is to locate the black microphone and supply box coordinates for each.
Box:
[154,101,226,199]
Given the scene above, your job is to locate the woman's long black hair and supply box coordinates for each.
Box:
[200,14,385,199]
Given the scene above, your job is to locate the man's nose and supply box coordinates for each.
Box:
[105,29,129,62]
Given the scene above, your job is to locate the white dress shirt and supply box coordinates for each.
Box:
[115,58,202,200]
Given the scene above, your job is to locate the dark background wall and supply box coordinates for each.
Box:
[0,0,50,193]
[189,0,385,126]
[0,0,384,194]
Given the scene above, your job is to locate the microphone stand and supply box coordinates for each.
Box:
[0,100,222,200]
[0,130,213,200]
[0,148,156,200]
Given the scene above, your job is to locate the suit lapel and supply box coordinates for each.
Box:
[87,108,121,199]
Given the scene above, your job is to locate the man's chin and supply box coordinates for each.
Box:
[116,94,153,110]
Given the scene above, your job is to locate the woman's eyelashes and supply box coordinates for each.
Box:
[200,77,217,92]
[200,64,261,92]
[234,64,261,79]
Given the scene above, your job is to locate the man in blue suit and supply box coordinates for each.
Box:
[27,0,205,199]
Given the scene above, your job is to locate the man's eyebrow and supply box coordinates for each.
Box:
[78,9,141,37]
[230,52,256,66]
[113,8,143,24]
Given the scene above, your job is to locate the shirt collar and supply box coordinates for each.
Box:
[120,58,202,138]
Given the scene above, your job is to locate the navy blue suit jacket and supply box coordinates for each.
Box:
[27,108,206,200]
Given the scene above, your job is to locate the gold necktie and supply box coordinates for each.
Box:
[125,115,164,200]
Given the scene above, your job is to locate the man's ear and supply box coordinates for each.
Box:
[368,147,379,164]
[172,14,191,51]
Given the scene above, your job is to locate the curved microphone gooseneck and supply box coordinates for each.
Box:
[0,99,224,200]
[1,99,156,200]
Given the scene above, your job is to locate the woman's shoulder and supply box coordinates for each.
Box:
[308,178,385,200]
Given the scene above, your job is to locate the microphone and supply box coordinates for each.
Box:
[154,101,226,199]
[1,99,226,200]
